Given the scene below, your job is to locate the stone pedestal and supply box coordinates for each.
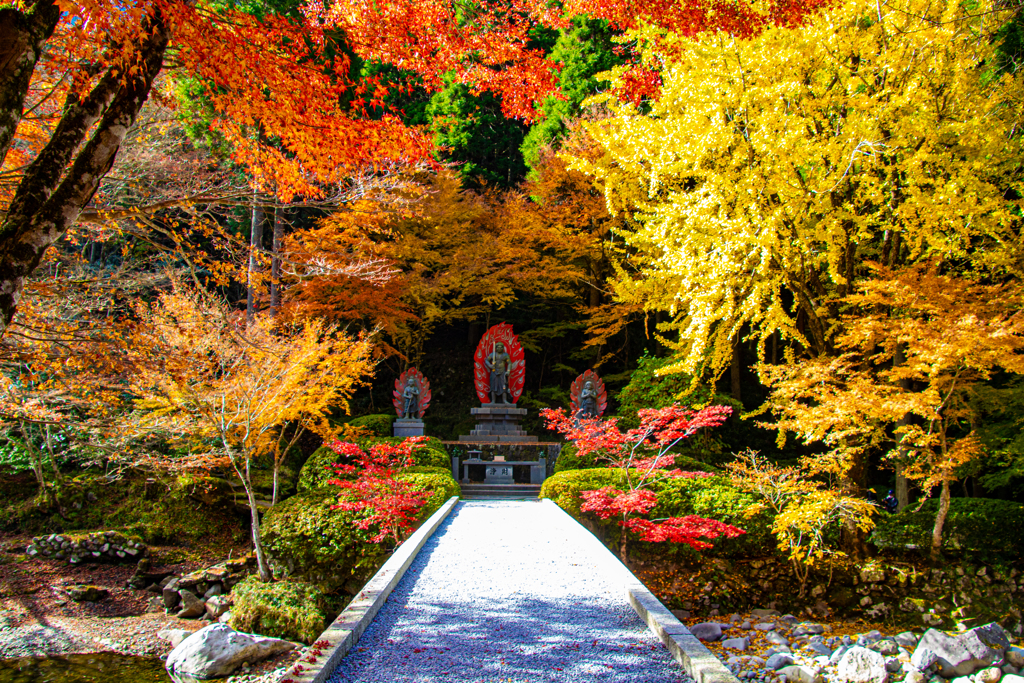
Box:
[459,404,537,443]
[483,463,514,484]
[393,418,424,438]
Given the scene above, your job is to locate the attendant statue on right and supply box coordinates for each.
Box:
[570,370,607,419]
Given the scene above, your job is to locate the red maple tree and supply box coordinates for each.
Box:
[542,405,745,560]
[327,437,431,546]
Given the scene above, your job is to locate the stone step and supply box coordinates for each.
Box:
[460,484,542,500]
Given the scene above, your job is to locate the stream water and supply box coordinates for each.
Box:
[0,652,171,683]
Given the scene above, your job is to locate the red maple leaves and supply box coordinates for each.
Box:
[327,437,430,545]
[542,405,745,557]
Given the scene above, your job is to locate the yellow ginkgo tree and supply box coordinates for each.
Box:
[567,0,1024,378]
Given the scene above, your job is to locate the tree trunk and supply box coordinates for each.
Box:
[0,8,169,334]
[246,194,265,326]
[931,480,950,563]
[894,344,912,509]
[270,207,284,315]
[0,1,61,167]
[730,335,743,402]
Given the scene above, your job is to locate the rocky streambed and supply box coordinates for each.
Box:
[684,610,1023,683]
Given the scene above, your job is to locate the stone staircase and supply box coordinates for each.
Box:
[459,483,542,500]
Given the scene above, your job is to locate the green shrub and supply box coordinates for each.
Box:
[395,472,461,517]
[230,576,327,644]
[261,487,389,592]
[871,497,1024,559]
[296,438,449,492]
[403,465,453,476]
[552,443,720,474]
[540,469,772,557]
[348,414,395,437]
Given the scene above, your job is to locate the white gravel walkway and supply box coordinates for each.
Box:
[328,500,694,683]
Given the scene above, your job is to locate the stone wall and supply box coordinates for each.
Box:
[27,531,146,564]
[643,556,1023,634]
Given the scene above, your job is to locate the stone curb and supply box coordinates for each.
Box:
[540,498,741,683]
[279,496,460,683]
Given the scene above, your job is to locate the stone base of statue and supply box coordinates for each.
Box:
[458,404,538,443]
[393,418,425,438]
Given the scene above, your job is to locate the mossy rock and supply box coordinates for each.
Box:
[230,576,327,644]
[261,487,390,592]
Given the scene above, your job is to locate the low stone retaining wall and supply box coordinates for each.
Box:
[27,531,146,564]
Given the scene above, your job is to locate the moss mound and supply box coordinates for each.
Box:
[297,438,449,492]
[230,576,327,644]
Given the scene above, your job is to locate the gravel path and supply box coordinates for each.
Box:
[328,500,694,683]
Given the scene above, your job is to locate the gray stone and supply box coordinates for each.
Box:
[871,639,900,656]
[911,628,999,678]
[218,611,233,625]
[157,629,193,648]
[895,632,921,649]
[903,669,927,683]
[886,657,904,673]
[740,621,752,630]
[777,665,822,683]
[723,637,751,651]
[203,584,222,600]
[1005,647,1024,668]
[767,632,792,646]
[755,623,778,631]
[165,624,296,679]
[691,622,724,641]
[839,646,889,683]
[767,654,796,670]
[1002,675,1024,683]
[781,615,800,625]
[793,623,826,637]
[977,667,1003,683]
[204,595,231,620]
[962,624,1012,658]
[176,590,206,619]
[1003,666,1020,676]
[671,609,691,621]
[162,579,181,609]
[831,645,852,664]
[808,641,832,657]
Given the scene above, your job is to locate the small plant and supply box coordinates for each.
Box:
[541,405,745,561]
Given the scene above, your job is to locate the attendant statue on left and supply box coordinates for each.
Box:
[392,368,432,421]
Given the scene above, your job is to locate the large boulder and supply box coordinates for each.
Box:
[165,623,296,679]
[910,625,1008,678]
[839,646,888,683]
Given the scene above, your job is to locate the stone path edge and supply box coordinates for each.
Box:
[279,495,461,683]
[540,498,741,683]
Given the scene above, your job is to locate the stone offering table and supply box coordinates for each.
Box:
[453,456,547,484]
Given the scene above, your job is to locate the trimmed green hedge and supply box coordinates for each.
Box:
[540,468,772,557]
[297,438,449,492]
[402,465,453,476]
[396,472,461,517]
[553,443,719,474]
[231,576,327,644]
[871,497,1024,559]
[348,414,395,436]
